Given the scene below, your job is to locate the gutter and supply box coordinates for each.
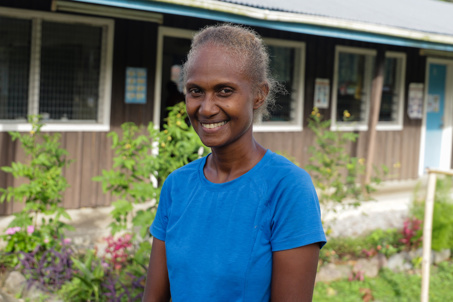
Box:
[67,0,453,51]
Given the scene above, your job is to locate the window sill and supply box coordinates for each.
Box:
[253,124,302,132]
[0,123,110,132]
[331,122,403,132]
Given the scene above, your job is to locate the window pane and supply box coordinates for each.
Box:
[40,21,102,121]
[0,17,31,120]
[265,45,297,122]
[337,52,367,122]
[380,57,399,122]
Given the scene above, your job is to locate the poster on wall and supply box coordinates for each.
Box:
[407,83,424,119]
[314,78,330,109]
[125,67,147,104]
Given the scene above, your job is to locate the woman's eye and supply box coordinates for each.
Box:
[219,88,233,95]
[188,88,202,96]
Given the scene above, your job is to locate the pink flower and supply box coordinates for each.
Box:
[27,225,34,234]
[44,238,50,243]
[63,238,72,244]
[5,227,21,235]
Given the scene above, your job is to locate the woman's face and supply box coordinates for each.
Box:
[185,44,263,149]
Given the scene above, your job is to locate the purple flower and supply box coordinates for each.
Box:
[27,225,35,234]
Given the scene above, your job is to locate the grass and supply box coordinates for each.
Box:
[313,261,453,301]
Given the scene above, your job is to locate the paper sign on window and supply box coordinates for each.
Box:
[407,83,423,119]
[125,67,147,104]
[314,78,330,109]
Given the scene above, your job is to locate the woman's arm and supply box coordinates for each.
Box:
[142,237,171,302]
[271,243,320,302]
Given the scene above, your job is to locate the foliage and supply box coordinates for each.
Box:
[18,239,74,292]
[0,116,73,266]
[103,233,133,270]
[399,217,422,250]
[314,262,453,302]
[59,250,105,302]
[58,234,147,302]
[94,102,209,236]
[1,224,70,267]
[305,107,388,208]
[411,175,453,251]
[319,228,403,264]
[0,116,72,227]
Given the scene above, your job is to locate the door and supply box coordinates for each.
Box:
[421,60,453,172]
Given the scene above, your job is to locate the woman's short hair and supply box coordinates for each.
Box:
[183,23,284,120]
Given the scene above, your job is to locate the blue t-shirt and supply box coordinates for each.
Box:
[151,149,326,301]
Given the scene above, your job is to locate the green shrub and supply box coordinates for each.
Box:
[94,102,209,236]
[411,175,453,251]
[0,116,73,266]
[305,108,388,210]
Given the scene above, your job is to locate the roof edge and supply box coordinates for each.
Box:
[155,0,453,46]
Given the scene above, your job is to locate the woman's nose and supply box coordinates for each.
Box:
[198,94,219,117]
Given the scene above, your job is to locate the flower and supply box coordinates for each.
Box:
[176,121,181,126]
[27,225,34,234]
[167,136,172,141]
[63,238,72,245]
[44,238,50,243]
[161,142,166,148]
[343,110,351,118]
[6,227,21,235]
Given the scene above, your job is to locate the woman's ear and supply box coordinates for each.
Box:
[253,83,269,110]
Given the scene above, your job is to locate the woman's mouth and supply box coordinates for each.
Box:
[201,121,228,129]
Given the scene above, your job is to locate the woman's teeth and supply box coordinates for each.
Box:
[201,121,227,129]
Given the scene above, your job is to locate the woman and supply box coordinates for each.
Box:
[143,24,326,302]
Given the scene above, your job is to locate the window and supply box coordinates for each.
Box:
[254,39,305,132]
[0,8,113,131]
[332,46,406,131]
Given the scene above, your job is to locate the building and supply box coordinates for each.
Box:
[1,0,453,214]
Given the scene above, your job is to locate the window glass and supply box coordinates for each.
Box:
[379,57,400,122]
[0,17,31,120]
[40,21,102,121]
[266,44,297,122]
[336,52,368,122]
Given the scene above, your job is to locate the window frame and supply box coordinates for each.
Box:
[331,46,406,131]
[254,38,306,132]
[0,7,114,132]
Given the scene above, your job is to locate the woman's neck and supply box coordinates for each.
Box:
[204,138,266,183]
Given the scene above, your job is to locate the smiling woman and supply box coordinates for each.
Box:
[143,24,326,302]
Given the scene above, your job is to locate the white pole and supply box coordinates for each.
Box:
[420,172,437,302]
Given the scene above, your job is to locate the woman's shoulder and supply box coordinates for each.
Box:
[165,156,205,182]
[265,151,311,180]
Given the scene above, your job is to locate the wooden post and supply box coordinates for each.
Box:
[364,49,385,186]
[421,171,437,302]
[420,168,453,302]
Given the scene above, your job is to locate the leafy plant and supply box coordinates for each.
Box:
[411,175,453,251]
[0,116,73,266]
[59,250,105,302]
[399,217,422,250]
[94,102,209,236]
[305,107,388,209]
[18,239,74,292]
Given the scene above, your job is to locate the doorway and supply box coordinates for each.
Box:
[420,59,453,174]
[153,27,193,129]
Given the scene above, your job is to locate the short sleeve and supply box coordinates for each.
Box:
[270,170,326,252]
[150,176,172,241]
